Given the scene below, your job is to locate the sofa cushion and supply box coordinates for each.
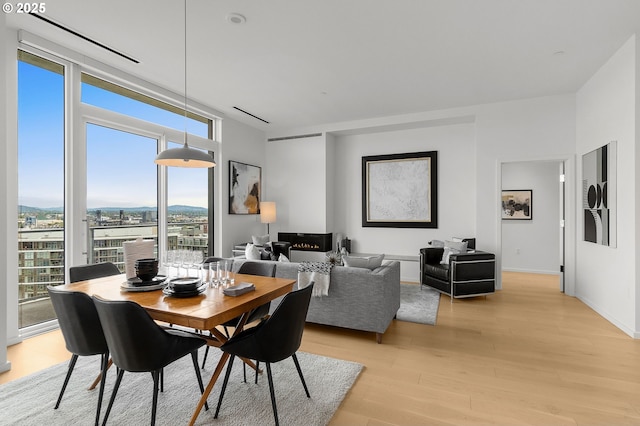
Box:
[343,253,384,269]
[423,263,450,281]
[231,257,401,339]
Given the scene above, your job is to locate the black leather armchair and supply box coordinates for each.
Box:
[420,244,495,301]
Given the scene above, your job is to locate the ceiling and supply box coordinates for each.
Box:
[7,0,640,134]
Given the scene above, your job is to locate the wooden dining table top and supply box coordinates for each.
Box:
[58,273,296,332]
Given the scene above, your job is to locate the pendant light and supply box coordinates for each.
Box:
[154,0,216,168]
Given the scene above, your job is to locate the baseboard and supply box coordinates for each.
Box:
[577,295,636,338]
[502,267,560,275]
[16,320,59,341]
[7,335,22,346]
[0,361,11,374]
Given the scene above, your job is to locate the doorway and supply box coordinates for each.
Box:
[500,160,567,292]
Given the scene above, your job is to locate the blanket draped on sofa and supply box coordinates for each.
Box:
[298,261,332,297]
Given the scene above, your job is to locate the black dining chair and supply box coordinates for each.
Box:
[202,256,224,264]
[93,296,208,426]
[69,262,121,283]
[47,286,110,426]
[214,284,314,426]
[222,261,276,335]
[201,261,276,371]
[69,262,122,388]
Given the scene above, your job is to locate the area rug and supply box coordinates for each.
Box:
[396,283,440,325]
[0,348,362,426]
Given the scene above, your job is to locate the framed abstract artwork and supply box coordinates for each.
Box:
[229,160,261,214]
[501,190,532,220]
[582,142,616,247]
[362,151,438,228]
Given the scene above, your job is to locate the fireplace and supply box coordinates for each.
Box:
[277,232,332,252]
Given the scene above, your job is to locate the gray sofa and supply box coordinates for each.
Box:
[231,258,401,343]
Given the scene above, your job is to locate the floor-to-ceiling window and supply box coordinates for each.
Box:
[82,73,214,264]
[17,51,65,328]
[16,48,218,332]
[85,123,160,268]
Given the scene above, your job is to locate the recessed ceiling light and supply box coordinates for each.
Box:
[226,13,246,25]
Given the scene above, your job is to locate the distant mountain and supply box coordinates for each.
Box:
[19,205,207,215]
[18,205,63,214]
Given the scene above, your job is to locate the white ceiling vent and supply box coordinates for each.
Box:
[267,133,323,142]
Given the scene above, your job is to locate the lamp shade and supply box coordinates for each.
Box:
[154,144,216,168]
[260,202,277,224]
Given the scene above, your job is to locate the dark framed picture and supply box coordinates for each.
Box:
[501,190,532,220]
[582,141,616,246]
[229,160,261,214]
[362,151,438,228]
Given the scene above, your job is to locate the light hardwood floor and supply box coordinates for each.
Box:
[3,272,640,425]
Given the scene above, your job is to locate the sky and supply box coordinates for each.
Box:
[18,59,209,209]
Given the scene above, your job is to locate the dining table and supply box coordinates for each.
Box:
[57,272,296,425]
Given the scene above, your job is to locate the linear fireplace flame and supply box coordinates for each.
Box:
[277,232,332,252]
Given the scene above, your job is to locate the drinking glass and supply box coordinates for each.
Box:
[208,261,219,288]
[216,259,230,286]
[177,249,189,277]
[166,250,177,279]
[190,251,204,279]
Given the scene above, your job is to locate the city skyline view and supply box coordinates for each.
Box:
[14,49,216,331]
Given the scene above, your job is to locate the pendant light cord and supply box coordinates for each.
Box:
[183,0,189,148]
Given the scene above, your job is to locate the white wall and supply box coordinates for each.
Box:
[474,95,576,289]
[576,35,637,336]
[501,161,560,274]
[267,95,576,286]
[333,123,476,281]
[218,118,267,256]
[264,135,329,236]
[1,14,12,373]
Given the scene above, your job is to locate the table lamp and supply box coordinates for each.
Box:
[260,202,277,238]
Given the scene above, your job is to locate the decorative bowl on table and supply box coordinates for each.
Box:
[135,258,159,282]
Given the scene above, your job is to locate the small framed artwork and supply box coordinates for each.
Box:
[502,190,532,220]
[229,160,261,214]
[362,151,438,228]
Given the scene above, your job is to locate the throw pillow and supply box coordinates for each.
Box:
[251,235,270,246]
[342,255,367,268]
[367,253,385,269]
[278,254,290,262]
[429,239,445,248]
[440,247,460,264]
[445,240,467,252]
[245,243,261,260]
[343,253,385,270]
